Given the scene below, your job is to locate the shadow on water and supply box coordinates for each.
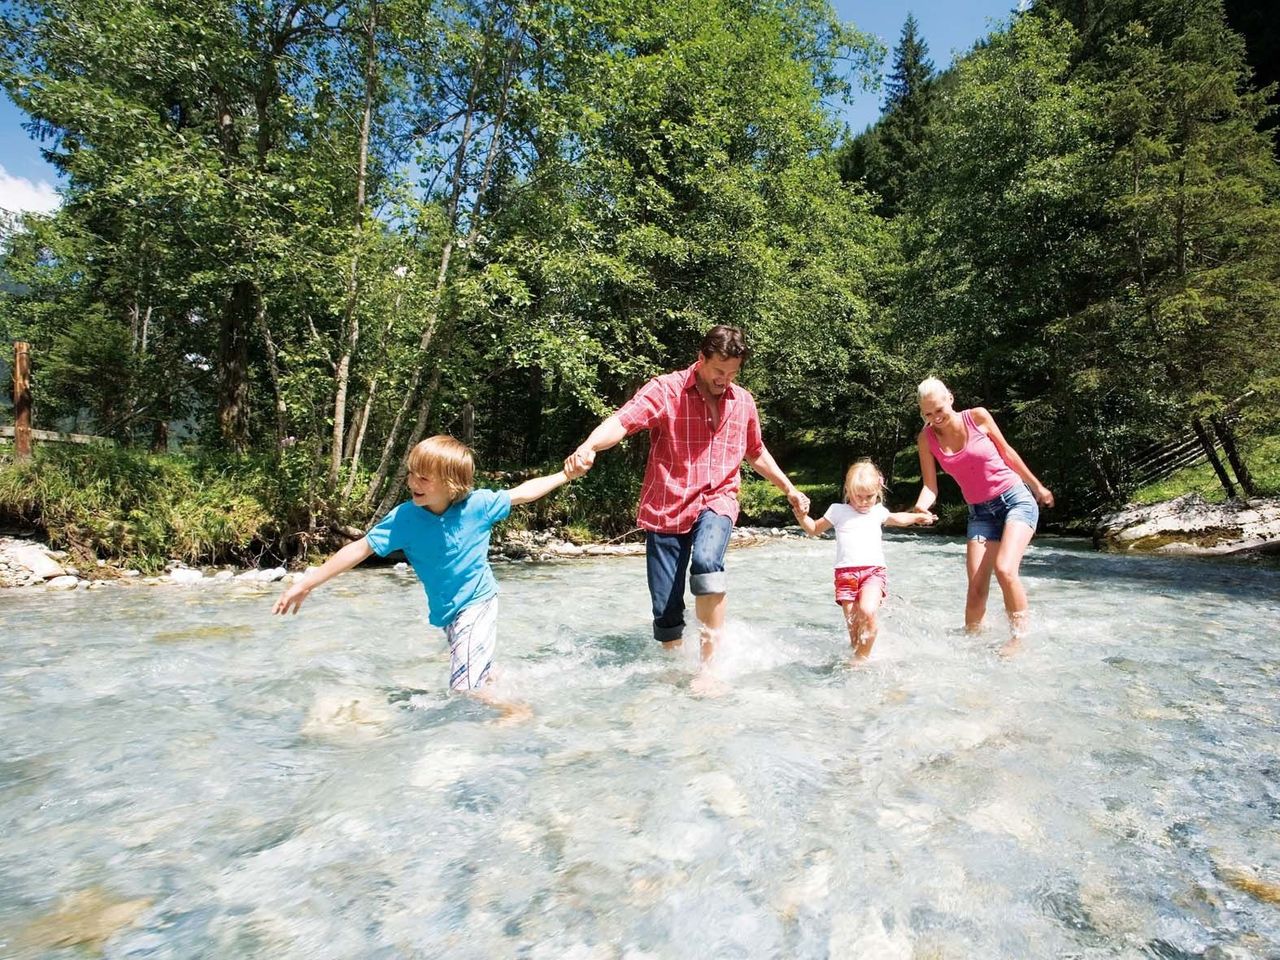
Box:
[953,532,1280,603]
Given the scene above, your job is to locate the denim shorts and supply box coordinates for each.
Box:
[967,483,1039,542]
[645,509,733,642]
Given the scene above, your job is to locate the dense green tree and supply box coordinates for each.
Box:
[839,13,934,216]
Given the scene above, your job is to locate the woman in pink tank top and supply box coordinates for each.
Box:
[910,377,1054,649]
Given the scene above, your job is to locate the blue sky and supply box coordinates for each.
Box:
[0,1,1020,214]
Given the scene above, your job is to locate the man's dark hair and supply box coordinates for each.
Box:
[699,325,750,362]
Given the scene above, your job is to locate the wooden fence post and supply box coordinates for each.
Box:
[1210,415,1257,498]
[1191,416,1235,499]
[13,341,32,462]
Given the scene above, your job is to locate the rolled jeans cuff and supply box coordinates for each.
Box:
[690,571,727,596]
[653,622,685,642]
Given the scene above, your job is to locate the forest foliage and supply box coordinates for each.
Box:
[1,0,1276,558]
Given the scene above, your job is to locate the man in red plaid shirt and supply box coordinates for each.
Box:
[567,326,809,668]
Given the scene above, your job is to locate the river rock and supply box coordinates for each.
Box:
[260,567,287,583]
[46,576,80,590]
[8,544,66,580]
[168,568,205,584]
[1097,494,1280,557]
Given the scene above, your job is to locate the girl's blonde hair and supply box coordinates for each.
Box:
[844,459,885,504]
[407,434,474,504]
[917,376,950,400]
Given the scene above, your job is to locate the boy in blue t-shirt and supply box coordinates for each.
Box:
[274,435,583,699]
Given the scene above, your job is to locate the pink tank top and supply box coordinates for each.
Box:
[926,410,1019,505]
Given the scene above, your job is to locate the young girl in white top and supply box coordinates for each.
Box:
[792,461,934,659]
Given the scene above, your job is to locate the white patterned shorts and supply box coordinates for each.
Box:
[445,595,498,691]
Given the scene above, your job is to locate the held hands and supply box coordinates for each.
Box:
[786,487,810,517]
[564,445,596,477]
[911,509,937,526]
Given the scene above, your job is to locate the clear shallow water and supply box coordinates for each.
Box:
[1,534,1278,959]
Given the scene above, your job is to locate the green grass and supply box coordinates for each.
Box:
[0,445,312,571]
[1129,432,1280,506]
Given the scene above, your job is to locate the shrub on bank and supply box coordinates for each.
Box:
[0,446,308,571]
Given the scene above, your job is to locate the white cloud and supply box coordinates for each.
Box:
[0,164,61,215]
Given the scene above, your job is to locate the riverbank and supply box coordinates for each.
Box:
[0,527,805,590]
[7,490,1277,590]
[1095,493,1280,558]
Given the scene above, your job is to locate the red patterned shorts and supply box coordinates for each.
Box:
[833,565,888,605]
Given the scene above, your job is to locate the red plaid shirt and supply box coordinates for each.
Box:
[616,362,764,534]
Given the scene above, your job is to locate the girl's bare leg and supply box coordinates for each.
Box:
[965,539,999,632]
[853,584,884,659]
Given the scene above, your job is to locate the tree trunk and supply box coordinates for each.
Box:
[1210,415,1256,498]
[254,298,287,451]
[374,363,446,518]
[363,10,523,512]
[329,0,379,491]
[217,279,254,451]
[1190,417,1236,500]
[462,400,475,447]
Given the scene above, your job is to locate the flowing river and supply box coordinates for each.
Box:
[1,533,1278,958]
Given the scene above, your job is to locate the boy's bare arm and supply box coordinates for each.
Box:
[508,468,577,507]
[886,510,935,527]
[273,537,374,615]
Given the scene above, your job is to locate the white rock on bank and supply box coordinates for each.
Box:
[8,545,66,580]
[261,567,287,583]
[1098,493,1280,556]
[168,568,205,584]
[46,576,80,590]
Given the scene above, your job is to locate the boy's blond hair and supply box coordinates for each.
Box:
[844,459,885,504]
[407,435,474,504]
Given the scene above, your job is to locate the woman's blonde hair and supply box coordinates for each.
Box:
[407,434,474,504]
[844,459,885,504]
[917,376,950,400]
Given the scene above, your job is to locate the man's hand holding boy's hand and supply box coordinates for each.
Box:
[564,445,596,476]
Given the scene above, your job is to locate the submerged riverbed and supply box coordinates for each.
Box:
[1,534,1278,958]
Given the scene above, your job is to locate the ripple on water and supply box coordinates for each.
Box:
[1,538,1278,957]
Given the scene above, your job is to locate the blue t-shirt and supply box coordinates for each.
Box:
[365,488,512,627]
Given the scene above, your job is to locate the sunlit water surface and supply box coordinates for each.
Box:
[1,534,1279,959]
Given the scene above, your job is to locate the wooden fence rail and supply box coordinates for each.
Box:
[1111,392,1257,501]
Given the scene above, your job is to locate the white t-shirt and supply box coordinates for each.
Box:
[822,502,890,569]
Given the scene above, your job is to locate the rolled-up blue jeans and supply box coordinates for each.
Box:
[645,508,733,642]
